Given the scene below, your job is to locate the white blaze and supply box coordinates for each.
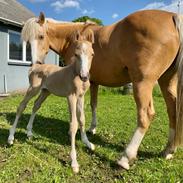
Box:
[80,43,89,77]
[30,40,38,64]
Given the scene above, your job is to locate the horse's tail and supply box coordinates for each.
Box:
[173,14,183,147]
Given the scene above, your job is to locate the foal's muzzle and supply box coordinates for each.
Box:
[79,74,89,82]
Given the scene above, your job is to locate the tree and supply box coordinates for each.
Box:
[72,16,103,25]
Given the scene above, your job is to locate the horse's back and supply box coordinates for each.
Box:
[91,10,179,84]
[121,10,179,81]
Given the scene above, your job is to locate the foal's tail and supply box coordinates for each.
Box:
[173,14,183,147]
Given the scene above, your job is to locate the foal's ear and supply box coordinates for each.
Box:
[71,30,81,42]
[84,29,94,43]
[37,12,45,25]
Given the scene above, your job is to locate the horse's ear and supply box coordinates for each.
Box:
[85,29,94,43]
[37,12,45,25]
[71,30,81,42]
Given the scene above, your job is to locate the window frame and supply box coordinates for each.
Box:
[7,30,32,65]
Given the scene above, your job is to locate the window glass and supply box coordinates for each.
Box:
[26,42,32,61]
[9,32,22,60]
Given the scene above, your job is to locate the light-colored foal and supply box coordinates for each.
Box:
[8,31,95,173]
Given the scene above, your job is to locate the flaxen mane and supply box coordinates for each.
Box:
[21,17,47,42]
[21,17,87,42]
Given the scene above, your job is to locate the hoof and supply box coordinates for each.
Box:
[162,148,175,160]
[117,157,130,170]
[165,153,173,160]
[90,143,95,151]
[8,136,14,145]
[27,131,33,139]
[8,139,14,145]
[72,166,79,173]
[27,136,33,140]
[88,128,96,135]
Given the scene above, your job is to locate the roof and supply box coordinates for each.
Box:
[0,0,34,27]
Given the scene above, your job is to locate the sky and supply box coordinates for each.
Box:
[18,0,183,25]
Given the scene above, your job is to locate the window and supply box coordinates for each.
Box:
[8,30,31,64]
[9,31,22,60]
[26,42,32,61]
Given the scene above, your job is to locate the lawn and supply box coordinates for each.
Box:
[0,87,182,183]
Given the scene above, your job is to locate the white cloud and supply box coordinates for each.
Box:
[82,9,95,15]
[141,2,165,10]
[112,13,119,19]
[142,0,183,14]
[51,0,80,12]
[29,0,47,3]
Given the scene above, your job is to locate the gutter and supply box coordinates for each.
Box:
[0,16,23,27]
[0,74,10,97]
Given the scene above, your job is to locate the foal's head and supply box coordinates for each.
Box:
[22,12,49,64]
[71,30,94,82]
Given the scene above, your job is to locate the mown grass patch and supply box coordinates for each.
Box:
[0,87,182,182]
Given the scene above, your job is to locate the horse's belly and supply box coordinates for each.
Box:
[90,65,131,87]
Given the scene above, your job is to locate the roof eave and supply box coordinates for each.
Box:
[0,17,23,27]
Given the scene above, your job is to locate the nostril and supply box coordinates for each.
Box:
[83,76,88,81]
[79,75,88,82]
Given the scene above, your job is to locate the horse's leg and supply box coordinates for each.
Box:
[88,83,99,134]
[26,89,50,138]
[118,80,155,170]
[158,67,177,159]
[67,95,79,173]
[8,86,39,144]
[77,96,95,150]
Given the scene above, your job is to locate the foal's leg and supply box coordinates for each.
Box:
[77,96,95,150]
[8,86,39,144]
[88,83,99,134]
[158,67,177,159]
[27,89,50,138]
[67,95,79,173]
[118,81,155,170]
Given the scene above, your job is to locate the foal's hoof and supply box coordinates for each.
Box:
[72,166,79,173]
[7,139,14,145]
[27,131,33,140]
[8,136,14,145]
[90,143,95,151]
[117,157,130,170]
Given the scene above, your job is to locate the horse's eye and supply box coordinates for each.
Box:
[75,53,79,58]
[38,35,44,40]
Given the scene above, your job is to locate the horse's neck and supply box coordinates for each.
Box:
[47,22,84,55]
[47,22,102,57]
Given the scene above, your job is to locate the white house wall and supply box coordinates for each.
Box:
[0,23,59,93]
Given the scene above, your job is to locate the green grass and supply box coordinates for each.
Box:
[0,87,183,183]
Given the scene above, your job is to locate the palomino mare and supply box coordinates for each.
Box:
[21,10,183,170]
[8,30,95,173]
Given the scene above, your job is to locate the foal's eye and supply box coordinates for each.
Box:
[38,35,44,40]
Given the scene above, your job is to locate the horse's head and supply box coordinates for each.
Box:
[22,12,49,64]
[71,29,94,82]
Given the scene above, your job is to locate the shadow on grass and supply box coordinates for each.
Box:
[0,112,161,171]
[0,112,70,146]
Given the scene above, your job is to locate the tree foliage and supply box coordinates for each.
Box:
[59,16,103,66]
[72,16,103,25]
